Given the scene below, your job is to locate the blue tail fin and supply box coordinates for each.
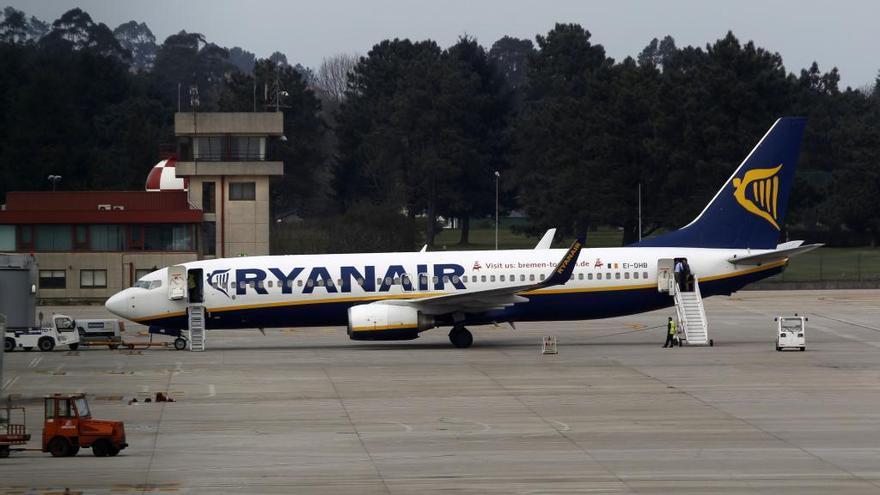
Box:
[635,117,806,249]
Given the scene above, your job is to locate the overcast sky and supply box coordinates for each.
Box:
[12,0,879,89]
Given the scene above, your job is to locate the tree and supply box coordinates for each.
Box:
[42,8,130,62]
[269,51,288,66]
[113,21,157,71]
[315,53,359,106]
[152,31,232,110]
[489,36,534,91]
[226,46,255,74]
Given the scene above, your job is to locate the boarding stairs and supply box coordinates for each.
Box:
[673,277,712,346]
[188,306,206,352]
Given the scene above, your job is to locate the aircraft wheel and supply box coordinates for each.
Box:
[449,327,473,348]
[174,338,187,351]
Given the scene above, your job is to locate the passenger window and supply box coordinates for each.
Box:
[239,281,245,289]
[606,273,611,279]
[569,274,574,280]
[357,277,364,286]
[462,276,468,283]
[377,278,382,286]
[529,274,535,281]
[481,275,487,282]
[442,275,449,283]
[500,275,505,282]
[624,272,630,279]
[307,279,314,287]
[288,280,294,288]
[643,271,649,279]
[337,279,343,287]
[588,273,593,280]
[385,277,392,285]
[420,275,428,285]
[393,277,401,285]
[633,272,639,279]
[540,274,545,281]
[615,273,621,279]
[520,274,526,282]
[578,273,584,280]
[432,276,439,284]
[452,275,460,284]
[490,275,496,282]
[317,279,324,287]
[297,280,303,287]
[596,273,602,280]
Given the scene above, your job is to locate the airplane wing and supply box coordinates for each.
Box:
[386,236,584,315]
[728,242,823,265]
[534,228,557,249]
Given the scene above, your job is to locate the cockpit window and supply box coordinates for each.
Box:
[133,280,163,290]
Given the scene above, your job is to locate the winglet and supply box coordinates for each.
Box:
[541,236,585,287]
[534,228,557,249]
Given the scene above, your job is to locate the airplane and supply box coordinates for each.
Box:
[105,117,821,348]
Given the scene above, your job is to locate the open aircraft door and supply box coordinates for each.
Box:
[657,258,674,293]
[168,265,186,300]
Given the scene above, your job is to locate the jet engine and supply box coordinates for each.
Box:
[347,303,435,341]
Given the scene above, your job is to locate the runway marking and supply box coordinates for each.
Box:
[439,417,492,433]
[548,419,571,431]
[28,356,42,368]
[3,376,19,390]
[207,384,216,398]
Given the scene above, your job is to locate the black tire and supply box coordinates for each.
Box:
[449,327,473,348]
[48,437,71,457]
[107,446,120,457]
[68,343,79,351]
[68,445,80,456]
[4,337,14,352]
[800,347,806,352]
[0,445,10,458]
[174,338,187,351]
[709,339,714,347]
[91,439,111,457]
[38,337,55,352]
[776,346,781,351]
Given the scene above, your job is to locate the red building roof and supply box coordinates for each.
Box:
[0,191,202,224]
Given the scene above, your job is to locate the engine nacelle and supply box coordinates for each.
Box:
[347,303,435,341]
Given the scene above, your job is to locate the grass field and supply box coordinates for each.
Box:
[434,221,880,282]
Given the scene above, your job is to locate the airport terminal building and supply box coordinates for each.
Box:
[0,112,284,302]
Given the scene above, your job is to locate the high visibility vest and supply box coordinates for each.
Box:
[668,321,676,335]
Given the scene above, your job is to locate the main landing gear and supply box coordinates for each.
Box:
[449,326,473,348]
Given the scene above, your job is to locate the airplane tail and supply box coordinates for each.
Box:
[634,117,806,249]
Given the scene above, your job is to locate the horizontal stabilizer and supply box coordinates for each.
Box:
[728,242,823,265]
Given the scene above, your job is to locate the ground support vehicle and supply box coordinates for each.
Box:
[776,315,807,351]
[4,315,79,352]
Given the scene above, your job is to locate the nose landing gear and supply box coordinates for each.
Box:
[449,326,473,348]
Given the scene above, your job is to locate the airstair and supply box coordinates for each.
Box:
[673,277,712,346]
[188,306,206,351]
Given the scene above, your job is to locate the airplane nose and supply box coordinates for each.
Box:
[105,290,130,318]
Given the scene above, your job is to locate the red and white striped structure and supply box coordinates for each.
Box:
[145,157,188,192]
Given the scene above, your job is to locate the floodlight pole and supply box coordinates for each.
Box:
[638,182,642,242]
[494,171,500,250]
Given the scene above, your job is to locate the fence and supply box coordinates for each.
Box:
[764,249,880,282]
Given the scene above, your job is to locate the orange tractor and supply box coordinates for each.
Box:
[1,394,127,457]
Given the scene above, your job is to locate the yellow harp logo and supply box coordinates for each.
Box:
[732,164,782,230]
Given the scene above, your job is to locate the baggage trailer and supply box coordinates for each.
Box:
[0,401,30,458]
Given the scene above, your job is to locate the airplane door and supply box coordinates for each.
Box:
[188,268,204,304]
[168,265,186,300]
[657,258,674,293]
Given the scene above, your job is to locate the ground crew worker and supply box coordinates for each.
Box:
[663,317,677,348]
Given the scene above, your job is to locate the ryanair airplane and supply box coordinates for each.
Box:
[105,117,820,348]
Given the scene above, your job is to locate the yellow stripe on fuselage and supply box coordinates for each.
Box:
[131,260,787,323]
